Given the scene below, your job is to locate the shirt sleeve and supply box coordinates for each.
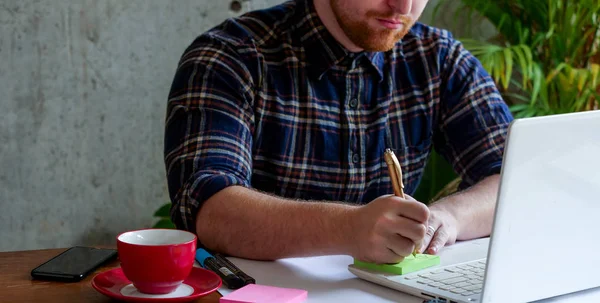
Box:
[164,35,256,233]
[434,38,514,190]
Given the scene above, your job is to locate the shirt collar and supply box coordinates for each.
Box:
[293,0,385,82]
[364,52,385,82]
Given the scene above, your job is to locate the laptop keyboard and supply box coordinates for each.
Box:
[400,259,486,297]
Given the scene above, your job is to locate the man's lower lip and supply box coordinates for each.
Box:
[377,19,403,29]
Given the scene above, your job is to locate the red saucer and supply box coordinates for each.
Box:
[91,267,222,303]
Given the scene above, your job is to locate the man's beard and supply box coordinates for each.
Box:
[330,0,414,52]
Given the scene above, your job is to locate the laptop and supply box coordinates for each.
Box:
[348,110,600,303]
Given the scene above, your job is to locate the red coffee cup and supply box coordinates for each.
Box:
[116,228,197,294]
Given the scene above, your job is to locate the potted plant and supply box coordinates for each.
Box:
[437,0,600,116]
[415,0,600,202]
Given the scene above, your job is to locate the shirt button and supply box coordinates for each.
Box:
[352,153,360,163]
[349,98,358,108]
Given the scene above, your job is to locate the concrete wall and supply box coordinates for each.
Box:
[0,0,492,252]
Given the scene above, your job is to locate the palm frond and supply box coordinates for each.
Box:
[461,39,536,90]
[438,0,600,117]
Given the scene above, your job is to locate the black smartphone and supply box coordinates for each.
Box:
[31,246,118,282]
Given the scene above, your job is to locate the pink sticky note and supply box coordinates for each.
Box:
[219,284,308,303]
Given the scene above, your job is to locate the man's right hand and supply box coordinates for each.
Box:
[349,194,430,264]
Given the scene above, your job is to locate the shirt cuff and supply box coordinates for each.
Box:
[170,173,249,235]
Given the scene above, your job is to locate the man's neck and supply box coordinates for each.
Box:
[313,0,363,52]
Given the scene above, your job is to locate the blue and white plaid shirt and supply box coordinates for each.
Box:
[164,0,514,232]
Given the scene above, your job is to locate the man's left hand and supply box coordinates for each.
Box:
[418,205,459,255]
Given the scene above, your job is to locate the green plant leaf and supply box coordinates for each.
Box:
[413,150,458,204]
[530,63,544,108]
[502,47,513,90]
[590,64,600,87]
[508,103,530,112]
[153,218,176,229]
[522,45,534,76]
[504,93,531,103]
[545,63,569,83]
[511,46,530,87]
[153,203,172,218]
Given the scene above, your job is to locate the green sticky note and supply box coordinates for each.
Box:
[354,254,440,275]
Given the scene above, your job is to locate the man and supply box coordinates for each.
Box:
[164,0,513,264]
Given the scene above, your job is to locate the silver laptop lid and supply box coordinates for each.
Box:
[482,110,600,303]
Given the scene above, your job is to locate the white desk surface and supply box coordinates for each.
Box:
[214,238,491,303]
[208,237,600,303]
[216,255,420,303]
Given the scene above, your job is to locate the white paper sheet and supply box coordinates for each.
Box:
[215,254,422,303]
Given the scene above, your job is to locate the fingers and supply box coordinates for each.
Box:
[418,208,458,254]
[419,223,439,253]
[384,214,427,243]
[381,249,405,264]
[364,235,408,264]
[385,233,416,257]
[424,226,449,255]
[403,194,417,202]
[388,196,430,223]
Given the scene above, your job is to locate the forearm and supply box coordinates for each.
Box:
[429,174,500,240]
[195,186,356,260]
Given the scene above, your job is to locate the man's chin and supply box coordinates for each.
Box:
[352,27,409,51]
[358,36,404,52]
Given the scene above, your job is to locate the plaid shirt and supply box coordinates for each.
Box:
[164,0,514,232]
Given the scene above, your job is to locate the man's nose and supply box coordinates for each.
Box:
[387,0,412,15]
